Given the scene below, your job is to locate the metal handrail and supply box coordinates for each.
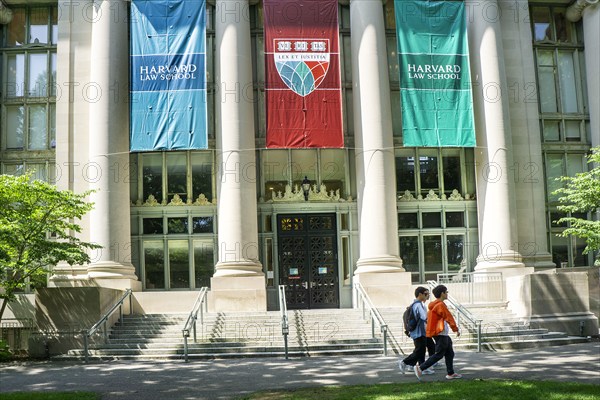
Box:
[353,282,389,356]
[82,288,133,363]
[182,287,209,362]
[278,285,290,359]
[427,280,483,352]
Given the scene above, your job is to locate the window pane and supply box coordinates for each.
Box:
[538,66,557,113]
[49,103,56,148]
[50,52,57,96]
[565,121,581,141]
[398,213,418,229]
[546,154,563,202]
[551,235,569,268]
[419,155,439,192]
[532,7,551,42]
[192,217,214,233]
[168,217,188,234]
[167,153,187,203]
[29,53,49,97]
[194,240,214,288]
[543,120,560,141]
[553,9,571,43]
[169,240,189,289]
[51,7,58,44]
[4,164,24,175]
[30,8,49,44]
[291,149,317,186]
[6,9,26,46]
[445,212,465,228]
[390,91,402,136]
[26,163,47,182]
[558,51,577,113]
[399,236,419,273]
[422,212,441,228]
[387,36,399,83]
[142,154,163,202]
[143,218,163,234]
[263,150,288,196]
[442,155,461,194]
[29,105,48,150]
[447,235,464,271]
[321,149,345,197]
[566,154,584,177]
[144,240,165,289]
[6,106,25,149]
[396,155,416,193]
[573,237,587,267]
[191,152,212,202]
[423,235,443,271]
[7,54,25,97]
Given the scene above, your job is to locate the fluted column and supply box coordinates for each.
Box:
[212,0,265,311]
[351,0,404,275]
[467,0,526,275]
[85,0,138,287]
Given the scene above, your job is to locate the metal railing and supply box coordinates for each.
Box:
[82,288,133,363]
[427,280,483,352]
[182,287,209,362]
[436,272,504,303]
[353,282,389,356]
[278,285,290,359]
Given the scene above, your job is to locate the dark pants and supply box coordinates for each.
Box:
[420,335,455,375]
[402,336,427,366]
[426,337,435,357]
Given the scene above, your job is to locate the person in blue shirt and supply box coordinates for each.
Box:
[398,286,435,375]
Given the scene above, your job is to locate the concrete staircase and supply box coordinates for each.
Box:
[62,308,386,360]
[60,302,589,361]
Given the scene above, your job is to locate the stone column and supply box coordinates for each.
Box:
[350,0,410,306]
[466,0,530,278]
[567,1,599,150]
[211,0,266,311]
[83,0,139,289]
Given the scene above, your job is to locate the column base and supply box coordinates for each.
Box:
[354,271,413,307]
[354,255,404,274]
[48,261,141,291]
[213,260,264,277]
[475,250,533,278]
[208,275,266,312]
[522,253,557,270]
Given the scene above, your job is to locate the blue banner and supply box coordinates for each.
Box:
[130,0,207,151]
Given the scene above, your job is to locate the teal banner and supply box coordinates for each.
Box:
[395,0,475,147]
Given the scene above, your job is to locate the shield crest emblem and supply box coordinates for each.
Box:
[274,39,330,97]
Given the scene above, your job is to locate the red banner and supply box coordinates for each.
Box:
[264,0,343,148]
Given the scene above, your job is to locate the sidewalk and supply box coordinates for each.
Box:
[1,342,599,400]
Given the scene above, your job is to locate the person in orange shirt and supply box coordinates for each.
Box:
[414,284,463,380]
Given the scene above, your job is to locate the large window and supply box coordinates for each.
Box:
[260,149,351,200]
[1,6,57,176]
[531,5,595,267]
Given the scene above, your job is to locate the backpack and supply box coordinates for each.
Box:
[403,303,418,336]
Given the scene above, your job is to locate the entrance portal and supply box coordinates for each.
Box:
[277,213,339,309]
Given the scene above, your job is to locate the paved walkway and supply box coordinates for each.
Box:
[1,342,599,399]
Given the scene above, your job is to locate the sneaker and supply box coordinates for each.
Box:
[446,373,463,380]
[414,364,422,381]
[422,369,435,375]
[398,360,406,374]
[406,365,414,371]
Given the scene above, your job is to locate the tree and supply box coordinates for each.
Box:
[0,174,101,322]
[553,147,600,266]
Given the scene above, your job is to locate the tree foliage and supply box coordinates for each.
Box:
[0,174,100,321]
[553,147,600,265]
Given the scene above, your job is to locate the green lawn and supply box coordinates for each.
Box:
[239,380,600,400]
[0,393,98,400]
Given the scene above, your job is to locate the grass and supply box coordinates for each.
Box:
[239,380,600,400]
[0,393,99,400]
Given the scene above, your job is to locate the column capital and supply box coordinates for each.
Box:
[566,0,599,22]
